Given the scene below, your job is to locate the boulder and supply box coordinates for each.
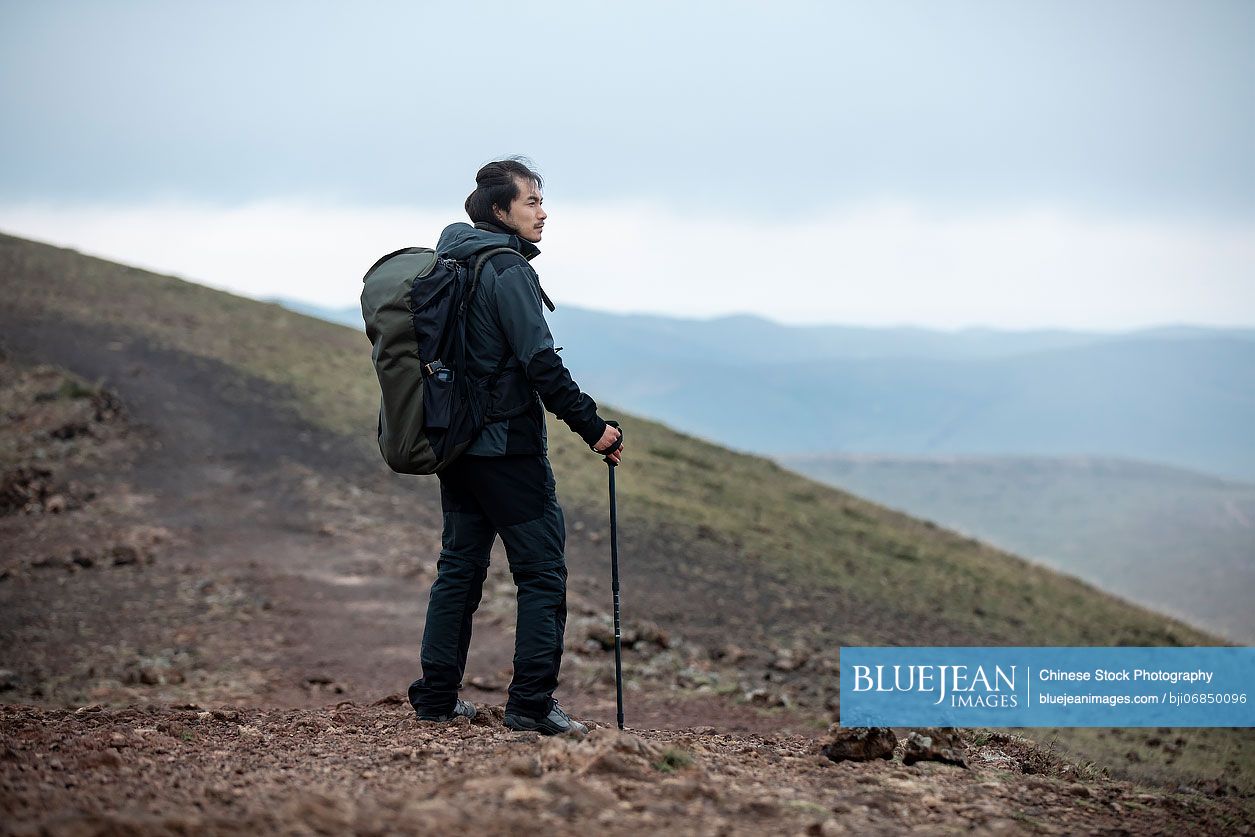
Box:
[819,725,897,762]
[902,728,967,768]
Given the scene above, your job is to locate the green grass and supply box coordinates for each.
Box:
[783,454,1255,643]
[1041,726,1255,795]
[51,378,101,400]
[653,747,694,773]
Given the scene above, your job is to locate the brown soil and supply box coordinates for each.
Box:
[3,703,1247,836]
[1,308,1252,834]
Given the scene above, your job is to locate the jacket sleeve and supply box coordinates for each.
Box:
[488,257,607,448]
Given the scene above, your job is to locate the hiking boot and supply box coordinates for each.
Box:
[415,698,477,723]
[503,702,588,737]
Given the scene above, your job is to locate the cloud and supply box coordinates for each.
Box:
[2,200,1252,330]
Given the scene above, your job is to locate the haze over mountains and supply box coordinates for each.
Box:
[280,299,1255,482]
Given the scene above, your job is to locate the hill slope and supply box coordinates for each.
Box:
[2,232,1215,655]
[2,231,1251,831]
[781,455,1255,644]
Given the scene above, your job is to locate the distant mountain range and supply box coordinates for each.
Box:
[277,298,1255,482]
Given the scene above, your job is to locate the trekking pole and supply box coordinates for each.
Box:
[602,421,625,730]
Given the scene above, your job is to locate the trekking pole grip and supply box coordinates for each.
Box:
[601,420,622,465]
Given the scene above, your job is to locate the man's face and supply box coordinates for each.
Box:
[495,177,547,243]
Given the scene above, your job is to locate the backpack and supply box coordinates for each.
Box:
[360,245,516,474]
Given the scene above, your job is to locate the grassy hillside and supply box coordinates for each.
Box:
[782,454,1255,644]
[1,231,1219,650]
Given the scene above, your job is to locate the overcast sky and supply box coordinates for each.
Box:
[2,1,1252,329]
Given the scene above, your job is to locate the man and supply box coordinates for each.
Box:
[408,159,623,736]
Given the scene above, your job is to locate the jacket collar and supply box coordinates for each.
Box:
[474,221,541,261]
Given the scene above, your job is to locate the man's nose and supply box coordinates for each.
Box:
[538,206,548,220]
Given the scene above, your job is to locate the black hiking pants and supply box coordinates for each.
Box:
[409,454,567,719]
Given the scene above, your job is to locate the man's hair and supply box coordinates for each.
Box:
[464,157,543,224]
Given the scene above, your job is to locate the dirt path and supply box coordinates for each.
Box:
[0,313,815,731]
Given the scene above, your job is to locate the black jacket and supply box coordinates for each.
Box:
[435,221,606,456]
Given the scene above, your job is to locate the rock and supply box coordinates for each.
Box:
[0,466,53,514]
[902,728,968,768]
[586,623,621,651]
[633,620,670,649]
[111,545,141,566]
[70,549,94,569]
[769,647,809,672]
[371,694,407,707]
[711,644,749,664]
[467,675,502,691]
[0,669,19,691]
[819,725,897,762]
[745,688,790,708]
[567,730,662,778]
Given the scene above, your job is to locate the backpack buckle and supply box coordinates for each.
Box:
[425,360,454,383]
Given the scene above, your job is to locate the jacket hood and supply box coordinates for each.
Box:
[437,222,541,262]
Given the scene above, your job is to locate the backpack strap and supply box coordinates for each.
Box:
[470,246,522,285]
[468,247,524,387]
[472,246,556,312]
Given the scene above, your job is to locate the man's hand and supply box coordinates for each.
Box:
[594,423,624,465]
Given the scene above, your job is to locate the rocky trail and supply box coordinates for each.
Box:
[1,311,1252,833]
[4,701,1249,836]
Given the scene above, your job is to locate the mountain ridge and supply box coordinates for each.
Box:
[273,297,1255,481]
